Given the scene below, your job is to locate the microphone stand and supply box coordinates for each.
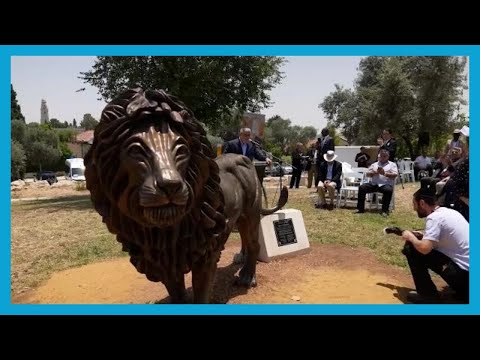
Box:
[250,140,292,207]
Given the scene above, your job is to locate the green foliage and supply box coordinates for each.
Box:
[11,119,26,145]
[80,113,98,130]
[27,141,62,172]
[11,140,26,180]
[11,84,25,122]
[79,56,285,129]
[319,56,468,159]
[49,118,70,128]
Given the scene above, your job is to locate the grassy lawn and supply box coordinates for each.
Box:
[10,181,424,296]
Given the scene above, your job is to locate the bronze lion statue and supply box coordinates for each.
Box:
[84,87,288,304]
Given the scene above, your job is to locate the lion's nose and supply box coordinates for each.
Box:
[157,178,183,197]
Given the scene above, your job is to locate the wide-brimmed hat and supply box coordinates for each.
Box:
[460,125,469,137]
[323,150,337,162]
[453,129,461,134]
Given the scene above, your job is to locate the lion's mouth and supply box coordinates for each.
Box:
[143,205,185,226]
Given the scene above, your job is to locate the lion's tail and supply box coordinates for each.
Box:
[260,186,288,216]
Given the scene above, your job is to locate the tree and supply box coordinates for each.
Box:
[11,119,26,145]
[11,84,25,122]
[319,56,467,159]
[319,84,359,145]
[79,56,285,128]
[80,113,99,130]
[11,140,26,180]
[73,118,77,128]
[27,141,62,172]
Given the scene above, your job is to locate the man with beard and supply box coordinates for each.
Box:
[399,179,469,304]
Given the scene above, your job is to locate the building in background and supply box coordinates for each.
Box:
[40,99,49,124]
[242,112,265,142]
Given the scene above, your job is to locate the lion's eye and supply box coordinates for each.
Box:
[173,144,189,161]
[128,146,146,158]
[173,144,190,171]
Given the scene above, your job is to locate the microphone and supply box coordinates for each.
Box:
[250,139,262,147]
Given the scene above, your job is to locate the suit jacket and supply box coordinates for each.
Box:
[319,160,342,189]
[317,135,335,166]
[223,138,267,161]
[379,138,397,162]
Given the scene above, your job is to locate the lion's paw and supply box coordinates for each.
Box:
[235,272,257,288]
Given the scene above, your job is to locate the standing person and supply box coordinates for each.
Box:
[377,128,397,162]
[289,143,304,189]
[399,181,469,304]
[223,127,272,165]
[444,129,465,159]
[305,143,316,188]
[355,147,371,168]
[315,128,335,187]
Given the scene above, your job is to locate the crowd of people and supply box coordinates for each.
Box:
[222,126,470,304]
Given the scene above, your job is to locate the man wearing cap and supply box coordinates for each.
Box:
[315,150,342,210]
[399,179,469,304]
[444,129,465,159]
[355,149,398,217]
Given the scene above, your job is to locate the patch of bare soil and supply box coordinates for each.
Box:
[13,243,458,305]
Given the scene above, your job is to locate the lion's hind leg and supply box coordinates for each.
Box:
[235,216,259,288]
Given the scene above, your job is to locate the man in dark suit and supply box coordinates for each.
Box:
[315,150,342,210]
[223,127,272,165]
[377,128,397,162]
[315,127,335,187]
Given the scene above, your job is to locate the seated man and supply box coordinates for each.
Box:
[413,151,433,180]
[355,149,398,217]
[399,181,469,304]
[315,150,342,210]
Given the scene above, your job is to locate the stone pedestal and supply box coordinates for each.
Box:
[258,209,310,263]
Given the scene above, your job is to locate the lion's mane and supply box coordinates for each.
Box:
[84,87,227,282]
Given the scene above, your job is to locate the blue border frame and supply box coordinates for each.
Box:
[2,45,477,315]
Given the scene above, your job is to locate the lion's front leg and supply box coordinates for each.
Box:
[164,275,187,304]
[192,259,218,304]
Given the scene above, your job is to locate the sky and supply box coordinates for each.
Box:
[10,56,363,133]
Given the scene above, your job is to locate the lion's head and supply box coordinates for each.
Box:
[84,87,225,234]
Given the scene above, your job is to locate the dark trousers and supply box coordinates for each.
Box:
[402,243,469,302]
[357,183,393,213]
[289,168,302,188]
[314,161,324,187]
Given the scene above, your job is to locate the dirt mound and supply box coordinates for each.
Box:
[13,243,452,305]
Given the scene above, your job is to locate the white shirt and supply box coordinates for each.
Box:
[424,207,469,271]
[368,161,398,187]
[414,156,432,169]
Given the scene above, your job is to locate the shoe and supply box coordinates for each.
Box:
[354,210,364,214]
[381,212,389,218]
[406,292,441,304]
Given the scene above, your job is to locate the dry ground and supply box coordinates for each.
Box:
[11,180,459,305]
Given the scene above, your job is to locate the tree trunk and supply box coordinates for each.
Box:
[401,135,415,160]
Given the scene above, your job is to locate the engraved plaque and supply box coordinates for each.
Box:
[273,218,297,247]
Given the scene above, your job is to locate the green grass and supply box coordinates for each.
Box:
[11,181,425,296]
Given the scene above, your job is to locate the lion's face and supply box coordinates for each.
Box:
[114,119,193,228]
